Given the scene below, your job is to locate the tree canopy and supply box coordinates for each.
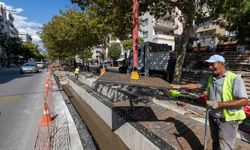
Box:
[40,9,105,59]
[69,1,250,81]
[108,43,121,59]
[0,33,43,61]
[208,0,250,45]
[71,0,133,41]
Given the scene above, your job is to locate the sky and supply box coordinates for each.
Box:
[0,0,77,52]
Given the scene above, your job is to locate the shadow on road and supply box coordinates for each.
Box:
[0,68,43,84]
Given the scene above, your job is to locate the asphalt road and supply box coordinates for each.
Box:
[0,68,46,150]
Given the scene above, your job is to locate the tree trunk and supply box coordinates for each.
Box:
[173,24,192,84]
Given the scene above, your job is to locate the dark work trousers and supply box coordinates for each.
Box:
[209,115,239,150]
[75,73,79,79]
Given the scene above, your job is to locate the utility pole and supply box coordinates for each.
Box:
[131,0,139,80]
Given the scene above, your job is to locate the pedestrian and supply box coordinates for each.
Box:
[74,66,80,79]
[171,54,249,150]
[166,52,176,83]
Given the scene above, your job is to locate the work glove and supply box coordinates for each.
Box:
[206,100,219,109]
[170,84,181,89]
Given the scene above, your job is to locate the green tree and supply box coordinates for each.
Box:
[79,48,92,61]
[40,9,105,59]
[22,42,43,61]
[122,37,144,51]
[71,0,132,41]
[0,33,23,61]
[208,0,250,45]
[108,43,121,59]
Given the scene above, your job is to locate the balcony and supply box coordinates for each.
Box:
[0,15,3,22]
[153,20,177,31]
[7,20,14,28]
[153,34,175,41]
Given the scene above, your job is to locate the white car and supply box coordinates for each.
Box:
[35,62,45,69]
[20,63,39,74]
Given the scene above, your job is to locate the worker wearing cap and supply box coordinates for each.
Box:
[171,54,249,149]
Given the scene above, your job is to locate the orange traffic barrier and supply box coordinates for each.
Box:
[40,102,53,126]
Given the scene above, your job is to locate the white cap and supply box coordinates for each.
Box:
[205,54,225,63]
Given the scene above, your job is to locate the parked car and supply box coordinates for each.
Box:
[20,63,39,74]
[35,62,45,69]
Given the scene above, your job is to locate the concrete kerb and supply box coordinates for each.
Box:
[50,74,84,150]
[54,72,97,150]
[65,71,132,101]
[65,74,174,150]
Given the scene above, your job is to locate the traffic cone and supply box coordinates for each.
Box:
[46,76,51,84]
[40,102,53,126]
[45,83,49,93]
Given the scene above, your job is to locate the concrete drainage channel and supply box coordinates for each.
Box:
[54,74,97,150]
[55,73,130,150]
[62,84,129,150]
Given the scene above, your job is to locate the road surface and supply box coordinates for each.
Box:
[0,68,46,150]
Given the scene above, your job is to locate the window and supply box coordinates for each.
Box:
[225,31,236,37]
[143,18,148,25]
[154,29,159,35]
[163,31,170,35]
[148,43,169,52]
[154,29,170,36]
[143,31,148,38]
[211,37,215,44]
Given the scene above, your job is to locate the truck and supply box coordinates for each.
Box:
[127,42,173,77]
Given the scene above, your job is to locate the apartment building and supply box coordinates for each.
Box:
[0,3,19,64]
[0,3,18,37]
[192,4,241,52]
[140,11,182,51]
[192,20,237,52]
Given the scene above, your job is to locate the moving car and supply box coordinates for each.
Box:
[35,62,45,69]
[20,63,39,74]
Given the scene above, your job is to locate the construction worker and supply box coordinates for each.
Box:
[171,54,249,150]
[74,66,80,79]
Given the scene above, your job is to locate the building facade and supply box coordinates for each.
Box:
[192,4,240,52]
[139,10,182,51]
[0,3,19,66]
[0,3,18,37]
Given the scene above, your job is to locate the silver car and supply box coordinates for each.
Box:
[35,62,45,69]
[20,63,39,74]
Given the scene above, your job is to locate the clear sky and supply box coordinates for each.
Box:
[1,0,74,24]
[0,0,77,51]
